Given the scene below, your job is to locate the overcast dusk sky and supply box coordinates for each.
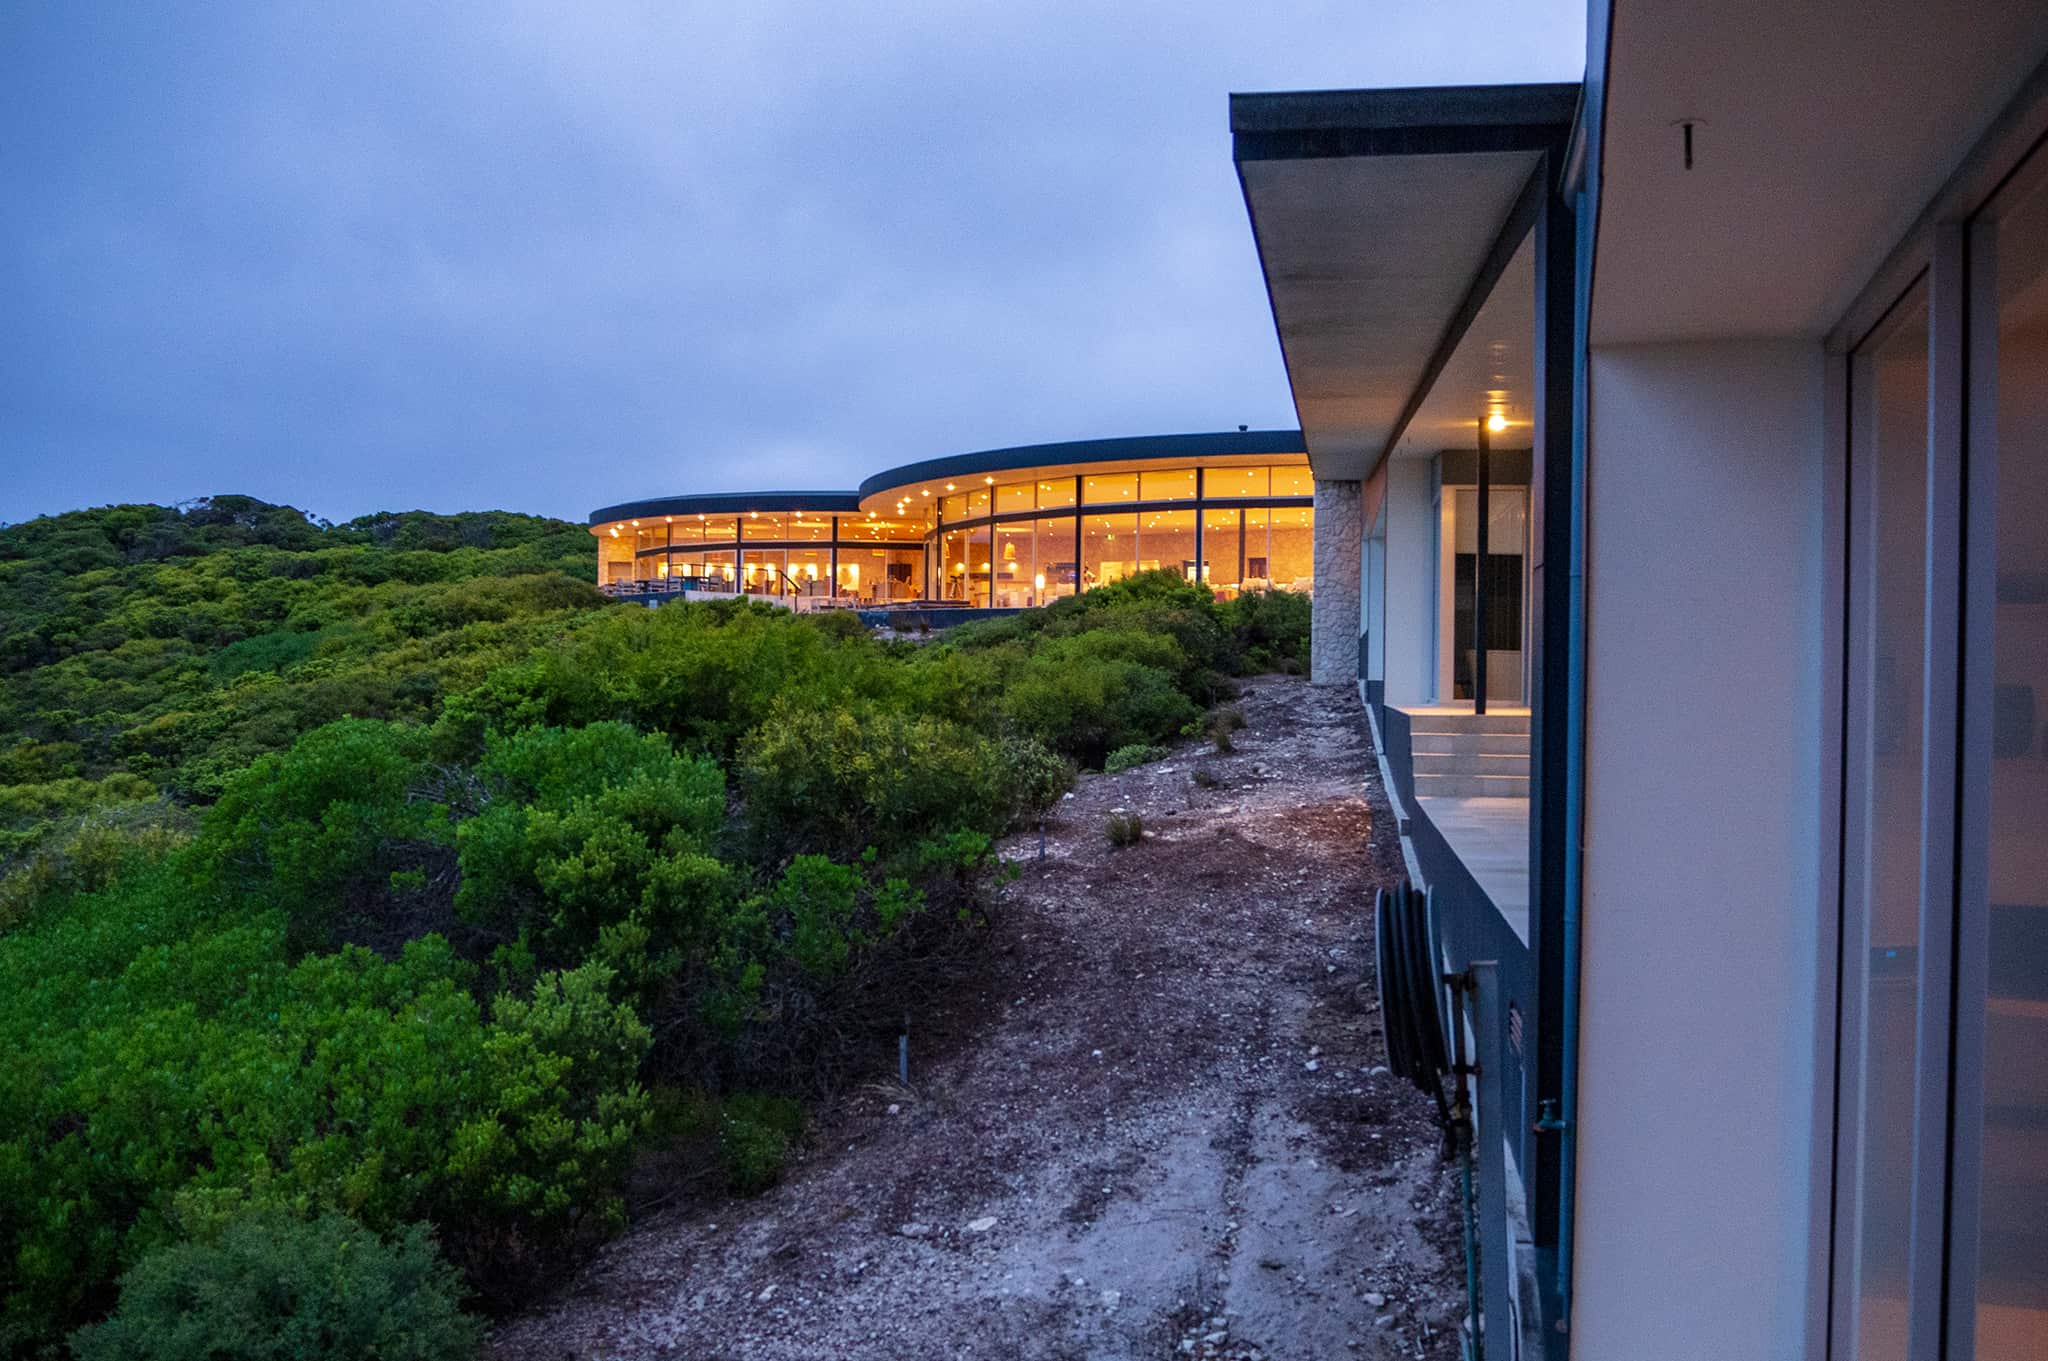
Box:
[1,3,1583,526]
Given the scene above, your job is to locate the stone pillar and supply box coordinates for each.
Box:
[1310,478,1362,685]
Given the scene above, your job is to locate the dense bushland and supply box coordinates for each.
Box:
[0,498,1308,1357]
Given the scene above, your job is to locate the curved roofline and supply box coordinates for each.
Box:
[856,430,1306,500]
[588,490,861,527]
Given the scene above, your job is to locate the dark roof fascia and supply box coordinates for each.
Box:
[588,490,862,526]
[1230,82,1580,163]
[857,430,1306,500]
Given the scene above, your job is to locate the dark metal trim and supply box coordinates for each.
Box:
[1904,222,1967,1361]
[589,490,861,525]
[1229,82,1579,163]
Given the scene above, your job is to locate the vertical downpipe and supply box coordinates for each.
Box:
[1554,246,1591,1341]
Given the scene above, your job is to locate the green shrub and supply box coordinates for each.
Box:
[736,703,1009,865]
[718,1093,808,1195]
[191,719,446,952]
[1104,743,1169,773]
[1105,811,1145,848]
[70,1213,480,1361]
[1221,588,1311,670]
[0,796,192,932]
[1000,649,1198,769]
[455,722,731,984]
[1000,735,1073,828]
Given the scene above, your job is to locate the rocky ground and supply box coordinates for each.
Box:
[493,676,1461,1361]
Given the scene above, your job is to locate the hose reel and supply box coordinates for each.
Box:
[1373,879,1449,1092]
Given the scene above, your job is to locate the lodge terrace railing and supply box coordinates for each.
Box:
[600,569,908,606]
[1370,700,1545,1356]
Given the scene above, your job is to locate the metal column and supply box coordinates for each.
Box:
[1475,415,1491,714]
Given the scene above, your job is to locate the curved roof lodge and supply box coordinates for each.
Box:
[590,430,1317,609]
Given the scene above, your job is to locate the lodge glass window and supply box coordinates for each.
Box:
[1082,512,1137,587]
[991,521,1034,607]
[1269,505,1314,590]
[1206,466,1269,499]
[1205,508,1244,592]
[1082,472,1138,505]
[1037,478,1077,510]
[1032,516,1076,603]
[1139,467,1197,502]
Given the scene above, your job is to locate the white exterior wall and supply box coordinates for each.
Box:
[1381,458,1437,706]
[1573,340,1828,1360]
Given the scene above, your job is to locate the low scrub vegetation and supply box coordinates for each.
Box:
[0,500,1310,1356]
[1105,810,1146,848]
[1104,743,1170,773]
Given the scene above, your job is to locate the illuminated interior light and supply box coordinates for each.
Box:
[1487,411,1508,434]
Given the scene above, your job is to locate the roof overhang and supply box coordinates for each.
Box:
[1593,0,2048,345]
[1233,83,1577,481]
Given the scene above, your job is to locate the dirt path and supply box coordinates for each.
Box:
[494,676,1460,1361]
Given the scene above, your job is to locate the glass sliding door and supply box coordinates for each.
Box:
[1448,486,1528,704]
[1959,150,2048,1361]
[1829,100,2048,1361]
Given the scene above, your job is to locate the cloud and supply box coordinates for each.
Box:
[0,1,1583,523]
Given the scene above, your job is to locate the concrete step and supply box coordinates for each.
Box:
[1409,712,1531,736]
[1412,751,1531,778]
[1411,731,1530,757]
[1414,771,1531,799]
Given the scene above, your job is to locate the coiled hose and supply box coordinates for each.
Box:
[1373,880,1448,1094]
[1373,880,1482,1359]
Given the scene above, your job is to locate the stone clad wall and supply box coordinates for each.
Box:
[1309,478,1362,685]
